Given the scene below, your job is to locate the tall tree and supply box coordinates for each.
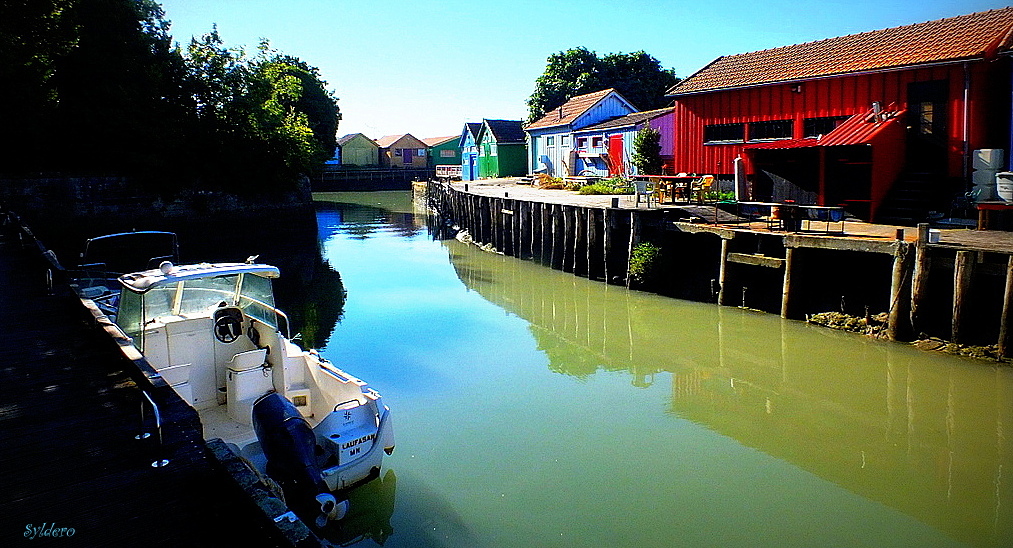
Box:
[526,47,680,122]
[0,0,339,190]
[0,0,80,169]
[631,126,663,175]
[182,33,340,190]
[53,0,188,174]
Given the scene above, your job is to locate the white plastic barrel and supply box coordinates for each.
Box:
[997,172,1013,201]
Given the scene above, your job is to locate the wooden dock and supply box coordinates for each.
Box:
[0,219,303,546]
[424,178,1013,353]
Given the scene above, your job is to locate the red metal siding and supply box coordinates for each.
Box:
[671,63,992,178]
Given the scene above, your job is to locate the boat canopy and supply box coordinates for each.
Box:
[118,263,281,293]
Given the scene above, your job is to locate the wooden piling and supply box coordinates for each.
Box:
[625,212,640,288]
[952,250,974,344]
[909,224,932,335]
[540,202,551,265]
[718,238,730,306]
[526,201,534,259]
[887,242,913,341]
[1001,255,1013,357]
[551,203,562,269]
[561,206,573,272]
[510,199,520,257]
[603,208,614,283]
[587,208,591,279]
[573,207,586,276]
[781,247,795,318]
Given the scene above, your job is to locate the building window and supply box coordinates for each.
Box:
[748,120,793,141]
[919,102,934,135]
[591,136,603,148]
[440,149,456,158]
[804,116,848,138]
[546,136,555,146]
[491,143,498,156]
[576,137,588,149]
[394,148,402,156]
[418,148,426,157]
[562,135,570,146]
[703,123,745,143]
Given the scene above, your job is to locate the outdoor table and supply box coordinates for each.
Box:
[973,201,1013,230]
[631,175,700,204]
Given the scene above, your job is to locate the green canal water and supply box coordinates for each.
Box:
[309,192,1011,548]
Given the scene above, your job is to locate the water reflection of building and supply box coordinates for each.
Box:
[316,193,423,241]
[444,237,1013,547]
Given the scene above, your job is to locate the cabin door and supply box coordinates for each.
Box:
[608,134,624,176]
[906,80,948,175]
[403,148,414,165]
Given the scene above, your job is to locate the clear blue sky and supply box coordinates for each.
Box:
[158,0,1010,140]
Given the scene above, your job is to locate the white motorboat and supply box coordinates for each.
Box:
[108,259,394,523]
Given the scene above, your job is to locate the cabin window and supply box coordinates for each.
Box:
[546,136,555,146]
[418,148,426,157]
[804,116,848,138]
[576,137,588,149]
[591,136,603,148]
[440,149,456,158]
[703,123,745,143]
[394,148,402,156]
[562,135,571,147]
[490,143,498,156]
[748,120,793,141]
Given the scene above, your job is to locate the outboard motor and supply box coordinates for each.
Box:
[252,392,346,524]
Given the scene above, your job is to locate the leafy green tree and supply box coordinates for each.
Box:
[0,0,189,175]
[0,0,339,193]
[182,33,340,190]
[53,0,188,174]
[0,0,80,168]
[631,126,664,175]
[526,47,680,122]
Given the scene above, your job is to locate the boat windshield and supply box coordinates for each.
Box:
[117,273,278,343]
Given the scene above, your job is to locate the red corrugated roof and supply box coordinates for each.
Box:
[670,8,1013,95]
[743,107,905,150]
[525,88,617,130]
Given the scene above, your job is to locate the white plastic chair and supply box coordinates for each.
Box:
[632,180,656,208]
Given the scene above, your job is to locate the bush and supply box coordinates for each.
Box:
[576,177,632,195]
[629,241,662,284]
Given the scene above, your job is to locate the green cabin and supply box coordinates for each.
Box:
[423,136,460,167]
[477,119,527,178]
[337,133,379,166]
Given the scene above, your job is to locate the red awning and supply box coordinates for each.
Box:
[743,107,906,150]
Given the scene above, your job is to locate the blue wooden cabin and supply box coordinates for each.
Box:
[523,88,637,177]
[459,122,483,181]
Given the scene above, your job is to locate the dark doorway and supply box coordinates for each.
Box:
[906,80,949,174]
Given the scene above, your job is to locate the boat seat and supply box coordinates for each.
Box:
[228,348,268,372]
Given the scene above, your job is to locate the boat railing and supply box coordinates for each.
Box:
[333,398,363,412]
[137,390,170,468]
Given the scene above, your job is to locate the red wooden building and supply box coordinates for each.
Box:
[666,8,1013,222]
